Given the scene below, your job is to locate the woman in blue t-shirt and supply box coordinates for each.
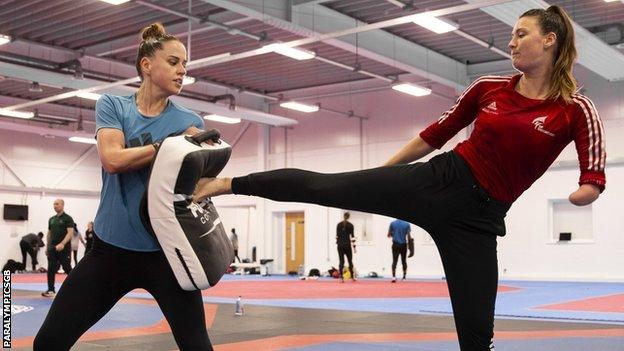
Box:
[34,23,211,350]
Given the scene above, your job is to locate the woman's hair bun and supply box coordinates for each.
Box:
[140,22,166,41]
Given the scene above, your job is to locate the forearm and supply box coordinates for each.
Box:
[60,233,72,247]
[384,136,435,166]
[99,144,156,174]
[569,184,600,206]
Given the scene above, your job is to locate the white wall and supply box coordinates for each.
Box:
[2,66,622,281]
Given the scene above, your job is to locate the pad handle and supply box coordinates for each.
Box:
[191,129,221,145]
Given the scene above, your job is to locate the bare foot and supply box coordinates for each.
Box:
[193,177,232,202]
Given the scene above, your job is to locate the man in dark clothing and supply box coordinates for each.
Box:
[43,198,75,297]
[230,228,241,263]
[20,232,45,271]
[336,212,356,282]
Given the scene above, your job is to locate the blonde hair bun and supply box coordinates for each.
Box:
[141,23,166,41]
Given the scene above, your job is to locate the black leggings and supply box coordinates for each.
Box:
[34,235,212,351]
[337,245,354,279]
[233,151,509,351]
[72,249,78,267]
[391,242,407,278]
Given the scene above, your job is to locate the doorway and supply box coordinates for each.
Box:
[285,212,305,274]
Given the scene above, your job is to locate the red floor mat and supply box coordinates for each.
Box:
[539,293,624,313]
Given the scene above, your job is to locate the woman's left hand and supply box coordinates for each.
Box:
[184,126,203,136]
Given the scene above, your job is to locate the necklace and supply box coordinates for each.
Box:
[135,93,168,116]
[135,93,144,114]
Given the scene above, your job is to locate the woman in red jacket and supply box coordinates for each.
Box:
[194,6,605,351]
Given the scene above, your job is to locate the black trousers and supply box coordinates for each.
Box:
[391,242,407,278]
[232,151,509,351]
[20,240,38,271]
[34,235,212,351]
[46,248,72,292]
[337,244,354,279]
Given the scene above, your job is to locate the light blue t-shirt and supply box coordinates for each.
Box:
[94,94,204,251]
[389,219,411,244]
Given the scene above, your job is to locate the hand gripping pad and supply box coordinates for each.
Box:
[141,130,234,290]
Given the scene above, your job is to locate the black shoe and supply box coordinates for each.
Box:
[41,290,56,297]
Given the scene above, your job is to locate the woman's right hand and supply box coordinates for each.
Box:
[193,177,233,202]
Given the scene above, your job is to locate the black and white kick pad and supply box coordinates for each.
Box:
[141,130,234,291]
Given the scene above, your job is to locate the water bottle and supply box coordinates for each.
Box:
[234,295,244,316]
[297,264,304,277]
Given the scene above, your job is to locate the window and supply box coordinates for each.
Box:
[549,199,593,243]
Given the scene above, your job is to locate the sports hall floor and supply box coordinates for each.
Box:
[8,273,624,350]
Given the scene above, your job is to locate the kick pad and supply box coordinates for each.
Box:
[141,130,234,290]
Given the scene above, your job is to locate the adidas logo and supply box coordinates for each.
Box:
[482,101,498,114]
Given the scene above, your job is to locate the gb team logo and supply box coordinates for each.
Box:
[532,116,555,137]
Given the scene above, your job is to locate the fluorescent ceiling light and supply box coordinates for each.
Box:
[69,136,97,144]
[182,76,196,85]
[392,83,432,97]
[0,34,11,46]
[98,0,131,4]
[412,14,459,34]
[76,91,101,101]
[187,52,231,68]
[203,114,241,124]
[262,43,315,60]
[0,108,34,119]
[279,101,319,113]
